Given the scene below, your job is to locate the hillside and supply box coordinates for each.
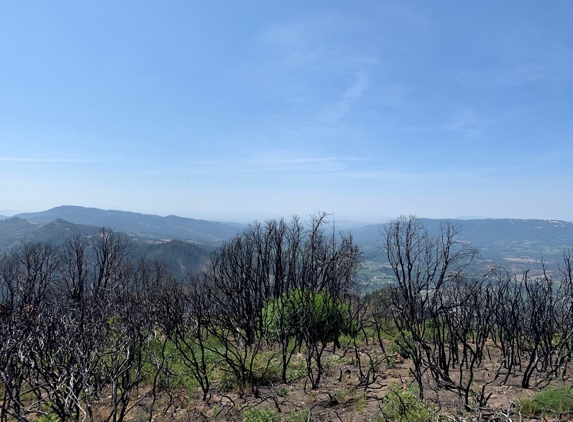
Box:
[16,205,241,244]
[129,240,213,278]
[0,217,211,279]
[353,217,573,275]
[0,217,43,249]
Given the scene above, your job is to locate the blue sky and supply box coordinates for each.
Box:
[1,1,572,222]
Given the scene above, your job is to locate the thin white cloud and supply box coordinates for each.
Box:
[147,154,377,177]
[0,157,114,163]
[345,72,369,99]
[322,168,480,182]
[444,106,482,139]
[378,83,410,107]
[322,71,369,121]
[150,154,497,186]
[183,156,348,174]
[239,12,379,109]
[345,56,380,65]
[259,20,318,67]
[457,65,546,88]
[444,105,534,140]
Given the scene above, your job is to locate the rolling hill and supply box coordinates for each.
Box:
[0,217,212,279]
[16,205,241,244]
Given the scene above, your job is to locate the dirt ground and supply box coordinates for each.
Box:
[118,340,573,422]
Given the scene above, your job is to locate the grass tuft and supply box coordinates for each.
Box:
[519,385,573,416]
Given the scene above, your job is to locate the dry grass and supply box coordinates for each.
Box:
[94,340,573,421]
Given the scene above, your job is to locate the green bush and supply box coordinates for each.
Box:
[519,385,573,416]
[37,403,59,422]
[263,288,352,343]
[376,384,435,422]
[287,408,314,422]
[285,353,307,382]
[242,407,281,422]
[217,351,281,391]
[387,332,415,360]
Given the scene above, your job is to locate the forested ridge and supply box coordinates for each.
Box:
[1,214,573,421]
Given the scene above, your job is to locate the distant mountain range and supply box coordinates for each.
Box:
[0,216,212,279]
[2,206,573,277]
[15,206,241,244]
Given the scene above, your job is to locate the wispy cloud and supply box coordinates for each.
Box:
[239,13,379,108]
[444,107,482,139]
[144,152,380,178]
[342,169,477,182]
[378,83,410,107]
[322,71,369,121]
[153,153,494,186]
[182,156,350,175]
[444,105,534,140]
[0,157,114,163]
[457,64,546,88]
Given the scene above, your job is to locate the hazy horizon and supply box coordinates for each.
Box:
[3,205,573,226]
[1,1,571,222]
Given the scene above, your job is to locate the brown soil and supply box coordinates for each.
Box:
[117,341,573,421]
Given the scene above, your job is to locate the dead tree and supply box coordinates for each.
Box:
[383,216,478,399]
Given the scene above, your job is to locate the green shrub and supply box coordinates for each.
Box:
[356,392,368,414]
[256,354,281,383]
[333,386,356,403]
[376,384,435,422]
[37,403,59,422]
[285,354,307,382]
[263,288,352,343]
[519,385,573,416]
[387,332,415,360]
[217,351,281,391]
[287,408,314,422]
[242,407,281,422]
[338,332,358,347]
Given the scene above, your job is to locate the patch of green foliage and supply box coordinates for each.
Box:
[519,385,573,416]
[333,386,356,403]
[242,407,281,422]
[263,288,352,343]
[142,337,218,393]
[37,403,59,422]
[387,332,415,360]
[338,332,358,347]
[217,351,281,392]
[356,392,368,414]
[286,408,315,422]
[285,354,307,382]
[376,384,435,422]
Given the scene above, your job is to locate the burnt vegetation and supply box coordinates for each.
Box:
[0,214,573,421]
